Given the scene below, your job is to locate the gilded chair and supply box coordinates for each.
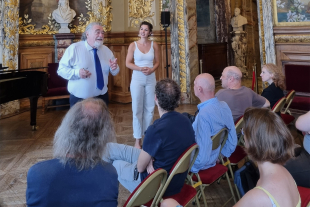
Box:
[189,128,237,207]
[123,168,167,207]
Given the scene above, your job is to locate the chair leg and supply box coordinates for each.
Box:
[227,163,241,200]
[225,172,237,205]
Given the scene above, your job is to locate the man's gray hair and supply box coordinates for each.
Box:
[53,98,116,170]
[227,69,241,81]
[81,22,103,41]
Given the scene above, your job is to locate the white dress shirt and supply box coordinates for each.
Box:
[58,41,119,99]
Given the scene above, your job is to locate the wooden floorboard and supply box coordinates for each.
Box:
[0,99,302,207]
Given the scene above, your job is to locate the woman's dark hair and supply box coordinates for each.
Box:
[140,21,153,36]
[243,108,294,165]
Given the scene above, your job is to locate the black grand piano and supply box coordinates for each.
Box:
[0,64,48,130]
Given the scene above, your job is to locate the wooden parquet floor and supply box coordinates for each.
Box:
[0,100,302,207]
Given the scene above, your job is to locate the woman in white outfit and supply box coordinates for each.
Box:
[126,22,160,149]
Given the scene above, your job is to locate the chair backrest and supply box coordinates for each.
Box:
[47,63,68,89]
[283,90,296,114]
[235,116,244,145]
[211,128,229,151]
[154,144,199,206]
[272,97,286,113]
[123,168,167,207]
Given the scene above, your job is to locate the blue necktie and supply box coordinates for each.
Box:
[93,48,104,90]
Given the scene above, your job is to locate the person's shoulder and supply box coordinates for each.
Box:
[215,88,227,95]
[28,159,59,175]
[98,162,118,176]
[153,41,159,47]
[234,187,270,207]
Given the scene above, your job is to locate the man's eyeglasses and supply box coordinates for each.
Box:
[241,128,244,135]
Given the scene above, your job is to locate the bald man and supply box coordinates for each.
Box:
[191,73,237,173]
[216,66,270,122]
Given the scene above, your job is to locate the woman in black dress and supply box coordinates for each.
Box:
[260,63,285,109]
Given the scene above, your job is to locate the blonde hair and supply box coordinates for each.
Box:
[263,63,286,90]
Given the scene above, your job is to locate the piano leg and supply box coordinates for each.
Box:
[29,96,39,131]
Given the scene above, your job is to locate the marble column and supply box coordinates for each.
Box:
[0,0,20,117]
[256,0,276,66]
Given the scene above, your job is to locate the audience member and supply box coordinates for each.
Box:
[260,63,285,109]
[26,98,118,207]
[191,73,237,173]
[216,66,270,122]
[103,79,195,196]
[235,108,300,207]
[284,111,310,188]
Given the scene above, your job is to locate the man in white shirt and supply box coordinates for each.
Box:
[58,22,119,107]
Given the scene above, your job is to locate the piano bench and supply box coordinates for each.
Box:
[42,94,70,114]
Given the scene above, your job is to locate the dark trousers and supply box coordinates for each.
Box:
[284,147,310,188]
[70,92,109,108]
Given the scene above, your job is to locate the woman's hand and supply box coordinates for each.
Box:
[141,67,153,75]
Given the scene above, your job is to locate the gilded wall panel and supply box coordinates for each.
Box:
[128,0,156,28]
[0,0,20,117]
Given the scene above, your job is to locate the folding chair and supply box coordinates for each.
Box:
[152,144,200,207]
[297,186,310,207]
[189,128,237,207]
[235,116,244,145]
[123,168,167,207]
[272,97,286,113]
[282,90,296,115]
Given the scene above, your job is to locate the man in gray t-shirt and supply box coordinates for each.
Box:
[216,66,270,122]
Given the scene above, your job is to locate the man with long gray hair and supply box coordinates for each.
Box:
[58,22,119,107]
[26,98,118,206]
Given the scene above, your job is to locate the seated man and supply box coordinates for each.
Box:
[26,98,118,207]
[216,66,270,122]
[191,73,237,173]
[103,79,196,196]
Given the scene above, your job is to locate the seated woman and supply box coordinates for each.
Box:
[235,108,300,207]
[260,63,285,109]
[284,111,310,188]
[26,98,118,207]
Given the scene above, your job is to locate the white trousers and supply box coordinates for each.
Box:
[130,72,156,139]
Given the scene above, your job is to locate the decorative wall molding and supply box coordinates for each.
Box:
[275,35,310,44]
[128,0,155,27]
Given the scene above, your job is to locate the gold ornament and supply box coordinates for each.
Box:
[177,0,187,93]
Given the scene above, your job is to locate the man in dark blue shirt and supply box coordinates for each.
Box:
[104,79,195,196]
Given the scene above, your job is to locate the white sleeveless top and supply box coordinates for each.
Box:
[132,41,155,81]
[134,41,154,68]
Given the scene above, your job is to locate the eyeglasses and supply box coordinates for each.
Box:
[241,128,244,135]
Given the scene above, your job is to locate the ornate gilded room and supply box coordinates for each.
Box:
[0,0,310,206]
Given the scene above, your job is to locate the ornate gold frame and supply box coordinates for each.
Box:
[273,0,310,26]
[19,0,113,35]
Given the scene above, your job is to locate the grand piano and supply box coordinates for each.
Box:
[0,64,48,130]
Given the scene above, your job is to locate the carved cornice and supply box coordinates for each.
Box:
[19,31,171,47]
[275,35,310,44]
[19,40,55,47]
